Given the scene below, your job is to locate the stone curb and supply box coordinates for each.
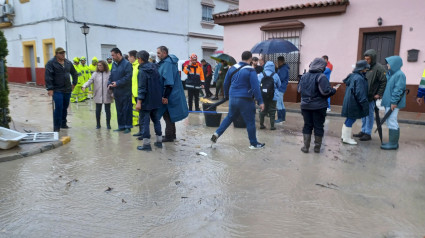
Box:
[286,108,425,126]
[0,136,71,163]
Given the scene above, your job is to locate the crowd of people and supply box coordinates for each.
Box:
[45,45,418,152]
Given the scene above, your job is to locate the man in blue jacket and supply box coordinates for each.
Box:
[211,51,265,149]
[108,48,133,133]
[276,56,289,123]
[157,46,189,142]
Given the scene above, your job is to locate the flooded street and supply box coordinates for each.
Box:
[1,84,425,237]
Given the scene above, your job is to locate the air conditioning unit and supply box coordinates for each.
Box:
[3,4,13,15]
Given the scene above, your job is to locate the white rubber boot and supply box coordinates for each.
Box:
[342,125,357,145]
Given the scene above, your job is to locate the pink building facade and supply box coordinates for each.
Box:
[214,0,425,112]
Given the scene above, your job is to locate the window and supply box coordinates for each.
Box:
[101,44,117,60]
[202,5,214,22]
[42,38,55,66]
[156,0,168,11]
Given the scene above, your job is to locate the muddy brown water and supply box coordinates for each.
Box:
[1,84,425,237]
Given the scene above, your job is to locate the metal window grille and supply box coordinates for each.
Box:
[156,0,168,11]
[101,44,117,60]
[202,5,214,22]
[262,30,302,82]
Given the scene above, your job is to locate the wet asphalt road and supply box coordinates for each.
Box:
[1,84,425,237]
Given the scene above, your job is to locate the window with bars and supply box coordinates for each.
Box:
[156,0,168,11]
[262,30,302,82]
[202,5,214,22]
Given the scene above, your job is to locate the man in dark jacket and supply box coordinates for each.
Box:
[298,58,338,153]
[45,47,78,132]
[353,49,387,141]
[210,51,266,150]
[108,47,133,133]
[201,59,213,98]
[135,50,163,151]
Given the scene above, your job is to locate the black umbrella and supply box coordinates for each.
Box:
[374,100,383,143]
[251,39,299,54]
[375,89,409,133]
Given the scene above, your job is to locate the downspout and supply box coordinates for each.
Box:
[62,0,69,58]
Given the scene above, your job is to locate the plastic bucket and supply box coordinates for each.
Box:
[203,103,222,127]
[233,113,246,128]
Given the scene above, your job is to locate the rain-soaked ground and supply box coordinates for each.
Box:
[1,84,425,237]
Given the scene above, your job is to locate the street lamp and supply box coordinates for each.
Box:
[80,23,90,61]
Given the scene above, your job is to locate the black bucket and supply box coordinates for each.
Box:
[203,103,222,127]
[233,113,246,128]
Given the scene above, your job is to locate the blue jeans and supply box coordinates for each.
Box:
[361,101,375,135]
[215,97,258,145]
[140,109,162,139]
[53,92,71,129]
[344,118,356,127]
[276,91,285,110]
[385,107,399,130]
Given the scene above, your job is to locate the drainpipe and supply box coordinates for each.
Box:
[62,0,69,58]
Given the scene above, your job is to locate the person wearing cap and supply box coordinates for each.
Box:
[353,49,387,141]
[45,47,78,132]
[341,60,370,145]
[380,56,406,150]
[135,50,163,151]
[107,57,113,70]
[201,59,213,98]
[183,53,204,111]
[70,57,85,103]
[108,47,133,133]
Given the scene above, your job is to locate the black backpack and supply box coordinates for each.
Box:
[260,72,275,101]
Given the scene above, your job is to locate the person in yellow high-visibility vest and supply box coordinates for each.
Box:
[70,57,85,103]
[88,57,98,98]
[128,50,141,134]
[80,57,90,100]
[107,57,113,71]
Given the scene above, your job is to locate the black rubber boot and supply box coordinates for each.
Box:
[301,134,311,153]
[314,136,323,153]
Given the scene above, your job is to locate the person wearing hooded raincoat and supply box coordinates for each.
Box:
[276,56,289,123]
[298,58,338,153]
[88,56,99,97]
[79,57,90,100]
[135,50,163,151]
[257,61,281,130]
[340,60,370,145]
[156,46,189,142]
[353,49,387,141]
[380,56,406,150]
[70,57,85,103]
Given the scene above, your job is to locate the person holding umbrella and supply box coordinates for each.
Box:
[380,56,406,150]
[340,60,370,145]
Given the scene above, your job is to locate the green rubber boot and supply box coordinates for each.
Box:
[381,129,399,150]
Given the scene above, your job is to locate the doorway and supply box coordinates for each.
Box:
[357,26,402,64]
[22,40,38,83]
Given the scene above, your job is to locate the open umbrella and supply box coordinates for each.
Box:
[374,101,383,143]
[251,39,299,54]
[211,53,236,66]
[375,89,409,133]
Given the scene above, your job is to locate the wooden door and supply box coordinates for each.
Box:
[362,32,396,66]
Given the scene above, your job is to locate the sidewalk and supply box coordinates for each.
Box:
[284,102,425,125]
[0,83,71,162]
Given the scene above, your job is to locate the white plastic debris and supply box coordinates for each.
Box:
[196,152,207,156]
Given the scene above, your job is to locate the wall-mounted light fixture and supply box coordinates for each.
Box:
[377,17,383,26]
